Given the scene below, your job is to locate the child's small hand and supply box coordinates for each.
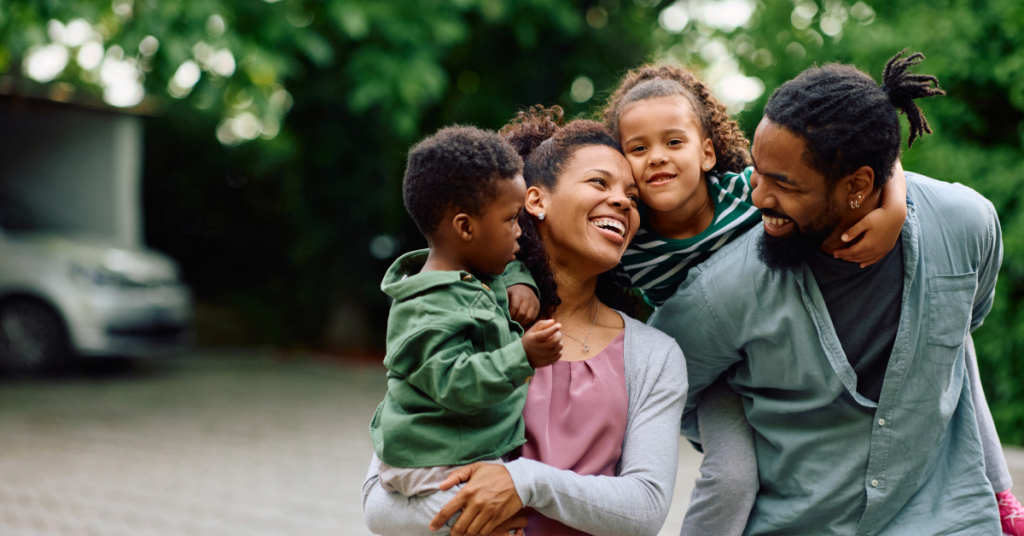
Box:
[506,284,539,326]
[522,319,562,368]
[834,204,904,268]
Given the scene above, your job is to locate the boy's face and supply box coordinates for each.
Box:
[466,175,527,276]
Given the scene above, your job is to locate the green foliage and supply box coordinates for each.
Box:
[4,0,1023,441]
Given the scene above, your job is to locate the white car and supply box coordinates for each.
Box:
[0,204,192,373]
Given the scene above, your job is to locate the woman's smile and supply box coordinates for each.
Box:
[589,215,628,245]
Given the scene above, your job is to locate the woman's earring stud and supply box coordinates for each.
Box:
[538,212,545,221]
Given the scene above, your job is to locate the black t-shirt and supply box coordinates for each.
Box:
[806,238,904,402]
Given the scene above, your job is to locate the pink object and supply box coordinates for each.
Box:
[518,332,628,536]
[999,489,1024,536]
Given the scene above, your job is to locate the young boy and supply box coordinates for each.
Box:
[369,125,562,500]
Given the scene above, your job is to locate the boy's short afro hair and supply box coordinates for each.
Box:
[403,125,523,235]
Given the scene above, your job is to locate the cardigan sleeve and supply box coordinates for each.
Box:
[504,328,686,536]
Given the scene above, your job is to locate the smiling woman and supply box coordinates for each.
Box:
[361,108,687,536]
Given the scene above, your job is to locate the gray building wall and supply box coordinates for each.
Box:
[0,105,142,246]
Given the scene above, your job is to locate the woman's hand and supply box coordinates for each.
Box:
[429,462,524,536]
[506,284,540,326]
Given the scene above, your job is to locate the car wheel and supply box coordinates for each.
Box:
[0,298,69,374]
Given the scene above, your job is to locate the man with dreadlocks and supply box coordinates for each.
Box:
[652,50,1007,534]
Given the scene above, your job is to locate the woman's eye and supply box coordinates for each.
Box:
[589,177,607,187]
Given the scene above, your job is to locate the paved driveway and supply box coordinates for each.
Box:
[0,351,1020,536]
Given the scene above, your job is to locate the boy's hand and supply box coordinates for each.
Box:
[522,319,562,368]
[833,208,901,267]
[506,284,539,326]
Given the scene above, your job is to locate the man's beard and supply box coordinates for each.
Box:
[756,200,842,273]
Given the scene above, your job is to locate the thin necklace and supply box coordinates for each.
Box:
[560,300,600,354]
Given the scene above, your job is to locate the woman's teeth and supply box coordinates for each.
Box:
[762,215,792,227]
[591,218,625,236]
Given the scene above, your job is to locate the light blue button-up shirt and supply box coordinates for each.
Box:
[651,173,1002,535]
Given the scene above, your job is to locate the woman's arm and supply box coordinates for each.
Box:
[434,340,687,536]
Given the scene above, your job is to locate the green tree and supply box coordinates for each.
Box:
[4,0,1023,441]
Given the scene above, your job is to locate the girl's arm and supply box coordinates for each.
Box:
[833,161,908,267]
[433,341,687,536]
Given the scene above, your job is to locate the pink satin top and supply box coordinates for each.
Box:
[518,331,628,536]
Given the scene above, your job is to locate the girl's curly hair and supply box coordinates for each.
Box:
[602,64,751,174]
[499,105,642,319]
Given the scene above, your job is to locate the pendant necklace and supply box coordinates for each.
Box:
[560,300,600,354]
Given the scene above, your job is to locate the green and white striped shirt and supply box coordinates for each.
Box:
[621,167,761,307]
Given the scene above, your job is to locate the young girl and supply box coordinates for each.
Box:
[600,64,1023,536]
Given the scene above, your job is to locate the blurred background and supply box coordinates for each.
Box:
[1,0,1023,534]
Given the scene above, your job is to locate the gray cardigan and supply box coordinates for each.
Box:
[361,312,687,536]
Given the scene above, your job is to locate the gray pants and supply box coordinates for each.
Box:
[679,377,758,536]
[680,333,1012,536]
[362,454,463,536]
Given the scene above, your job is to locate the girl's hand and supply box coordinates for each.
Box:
[833,207,902,267]
[834,160,907,268]
[506,284,540,326]
[429,462,523,536]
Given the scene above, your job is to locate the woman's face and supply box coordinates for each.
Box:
[531,145,640,275]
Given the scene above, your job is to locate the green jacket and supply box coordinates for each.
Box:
[370,250,538,467]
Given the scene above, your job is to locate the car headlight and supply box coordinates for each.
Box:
[70,264,142,288]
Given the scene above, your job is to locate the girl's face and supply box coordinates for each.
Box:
[618,95,716,215]
[527,145,640,276]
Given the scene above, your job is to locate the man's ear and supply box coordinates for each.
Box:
[846,165,876,205]
[524,186,547,219]
[451,213,473,242]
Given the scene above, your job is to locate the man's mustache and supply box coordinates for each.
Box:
[759,208,792,220]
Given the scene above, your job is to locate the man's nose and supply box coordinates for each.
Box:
[750,171,772,209]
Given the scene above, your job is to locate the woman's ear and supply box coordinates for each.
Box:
[451,213,473,242]
[524,186,548,220]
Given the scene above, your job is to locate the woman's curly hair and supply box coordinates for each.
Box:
[499,105,641,319]
[602,63,751,174]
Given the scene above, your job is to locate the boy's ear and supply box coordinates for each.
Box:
[451,213,474,242]
[524,186,547,219]
[701,137,717,172]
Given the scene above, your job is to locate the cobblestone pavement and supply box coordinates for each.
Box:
[0,350,1021,536]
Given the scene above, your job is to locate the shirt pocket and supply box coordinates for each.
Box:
[926,272,977,348]
[467,307,498,348]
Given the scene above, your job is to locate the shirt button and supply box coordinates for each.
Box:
[871,479,879,487]
[878,418,886,426]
